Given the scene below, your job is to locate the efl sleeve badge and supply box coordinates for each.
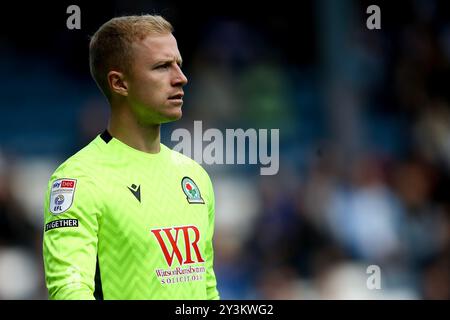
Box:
[49,178,77,215]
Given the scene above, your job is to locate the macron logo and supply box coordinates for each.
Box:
[128,184,141,202]
[151,225,205,267]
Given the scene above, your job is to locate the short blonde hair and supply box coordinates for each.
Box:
[89,15,173,100]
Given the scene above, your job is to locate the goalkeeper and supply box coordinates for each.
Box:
[42,15,219,300]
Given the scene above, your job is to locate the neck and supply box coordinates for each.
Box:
[108,105,161,154]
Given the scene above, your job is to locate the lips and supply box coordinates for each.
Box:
[168,92,184,100]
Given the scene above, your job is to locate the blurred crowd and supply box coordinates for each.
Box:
[0,0,449,299]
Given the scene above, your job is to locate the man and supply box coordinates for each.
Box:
[42,15,220,300]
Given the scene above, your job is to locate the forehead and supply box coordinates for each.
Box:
[131,33,181,62]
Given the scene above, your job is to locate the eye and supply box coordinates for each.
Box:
[156,63,170,70]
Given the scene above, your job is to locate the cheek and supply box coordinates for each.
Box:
[132,76,162,99]
[135,85,169,109]
[129,70,169,104]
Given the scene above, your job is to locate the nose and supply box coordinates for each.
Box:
[172,65,188,87]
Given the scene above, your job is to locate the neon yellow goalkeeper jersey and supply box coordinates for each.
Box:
[43,130,219,300]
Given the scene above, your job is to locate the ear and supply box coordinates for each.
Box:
[107,71,128,97]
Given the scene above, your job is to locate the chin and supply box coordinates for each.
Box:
[161,109,182,123]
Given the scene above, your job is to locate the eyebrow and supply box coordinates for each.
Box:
[153,57,183,67]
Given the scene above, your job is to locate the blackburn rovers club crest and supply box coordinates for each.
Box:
[181,177,204,204]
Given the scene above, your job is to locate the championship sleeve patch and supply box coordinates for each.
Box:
[45,219,79,232]
[49,178,77,215]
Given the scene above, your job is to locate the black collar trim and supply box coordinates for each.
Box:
[100,130,113,144]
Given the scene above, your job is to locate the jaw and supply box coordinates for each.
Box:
[160,106,183,122]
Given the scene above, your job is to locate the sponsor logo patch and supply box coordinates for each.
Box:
[49,178,77,215]
[151,225,206,285]
[45,219,79,232]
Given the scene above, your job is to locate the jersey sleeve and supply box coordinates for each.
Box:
[43,165,102,300]
[204,174,220,300]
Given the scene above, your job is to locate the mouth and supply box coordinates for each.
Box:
[168,92,184,100]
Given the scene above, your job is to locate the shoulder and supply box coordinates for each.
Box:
[164,146,216,209]
[51,136,104,181]
[45,137,107,214]
[164,145,211,178]
[163,144,215,194]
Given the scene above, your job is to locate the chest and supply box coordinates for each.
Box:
[98,164,209,238]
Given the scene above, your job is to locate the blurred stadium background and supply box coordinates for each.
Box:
[0,0,449,299]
